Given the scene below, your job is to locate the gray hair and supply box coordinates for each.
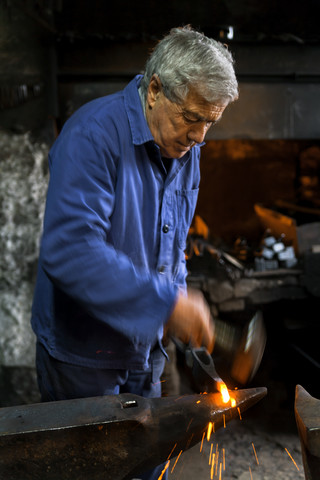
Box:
[140,25,239,107]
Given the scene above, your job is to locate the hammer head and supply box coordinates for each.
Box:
[230,310,267,384]
[213,310,267,386]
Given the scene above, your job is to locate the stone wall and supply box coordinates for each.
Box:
[0,130,49,370]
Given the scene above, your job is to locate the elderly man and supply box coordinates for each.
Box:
[31,25,238,480]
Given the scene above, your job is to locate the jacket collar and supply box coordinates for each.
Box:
[124,75,154,146]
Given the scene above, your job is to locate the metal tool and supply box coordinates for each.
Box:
[174,310,266,393]
[173,335,228,395]
[295,384,320,480]
[184,345,227,393]
[0,388,267,480]
[214,310,267,385]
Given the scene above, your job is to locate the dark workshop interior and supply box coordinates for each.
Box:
[0,1,320,479]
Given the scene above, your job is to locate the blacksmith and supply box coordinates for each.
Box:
[31,25,238,480]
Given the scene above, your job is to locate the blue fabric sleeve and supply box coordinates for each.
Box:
[40,123,178,352]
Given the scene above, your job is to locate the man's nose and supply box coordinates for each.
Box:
[188,122,210,144]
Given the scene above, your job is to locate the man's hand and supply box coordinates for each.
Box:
[165,288,215,353]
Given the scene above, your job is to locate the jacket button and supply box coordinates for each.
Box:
[162,224,169,233]
[158,265,165,274]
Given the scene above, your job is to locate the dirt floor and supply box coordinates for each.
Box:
[168,399,304,480]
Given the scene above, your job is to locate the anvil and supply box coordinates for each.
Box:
[295,385,320,480]
[0,387,267,480]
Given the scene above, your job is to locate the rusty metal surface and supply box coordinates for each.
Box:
[295,384,320,480]
[0,387,267,480]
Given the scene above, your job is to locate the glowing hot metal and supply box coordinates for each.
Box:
[218,382,230,403]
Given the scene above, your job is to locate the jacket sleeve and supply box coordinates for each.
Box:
[40,122,178,351]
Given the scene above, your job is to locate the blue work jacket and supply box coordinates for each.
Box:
[31,75,202,370]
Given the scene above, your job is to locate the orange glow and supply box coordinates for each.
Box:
[210,454,215,479]
[200,431,205,452]
[185,433,194,451]
[231,397,236,407]
[209,443,213,465]
[170,450,182,473]
[186,418,193,432]
[207,421,213,441]
[167,443,177,460]
[218,382,230,403]
[252,442,259,465]
[215,449,219,476]
[157,460,170,480]
[237,407,242,420]
[285,448,300,471]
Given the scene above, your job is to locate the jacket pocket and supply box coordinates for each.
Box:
[175,188,199,250]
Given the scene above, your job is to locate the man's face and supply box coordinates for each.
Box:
[146,75,228,159]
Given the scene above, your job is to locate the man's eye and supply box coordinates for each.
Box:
[183,114,198,123]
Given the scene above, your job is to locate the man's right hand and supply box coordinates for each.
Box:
[165,288,215,353]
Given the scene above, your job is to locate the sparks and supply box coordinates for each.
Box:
[249,466,253,480]
[218,382,230,403]
[285,448,300,471]
[167,443,177,460]
[152,380,166,385]
[223,414,226,428]
[210,454,215,479]
[200,431,205,452]
[252,442,259,465]
[219,462,222,480]
[196,400,201,404]
[186,418,193,432]
[237,406,242,420]
[157,460,170,480]
[185,433,194,450]
[207,422,213,442]
[170,450,182,473]
[215,449,220,476]
[209,443,213,465]
[222,448,225,470]
[231,397,236,407]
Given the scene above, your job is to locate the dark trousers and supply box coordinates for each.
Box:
[36,341,168,480]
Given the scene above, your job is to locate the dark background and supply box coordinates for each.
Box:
[0,0,319,408]
[2,0,320,239]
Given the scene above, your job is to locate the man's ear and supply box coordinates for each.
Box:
[147,74,162,109]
